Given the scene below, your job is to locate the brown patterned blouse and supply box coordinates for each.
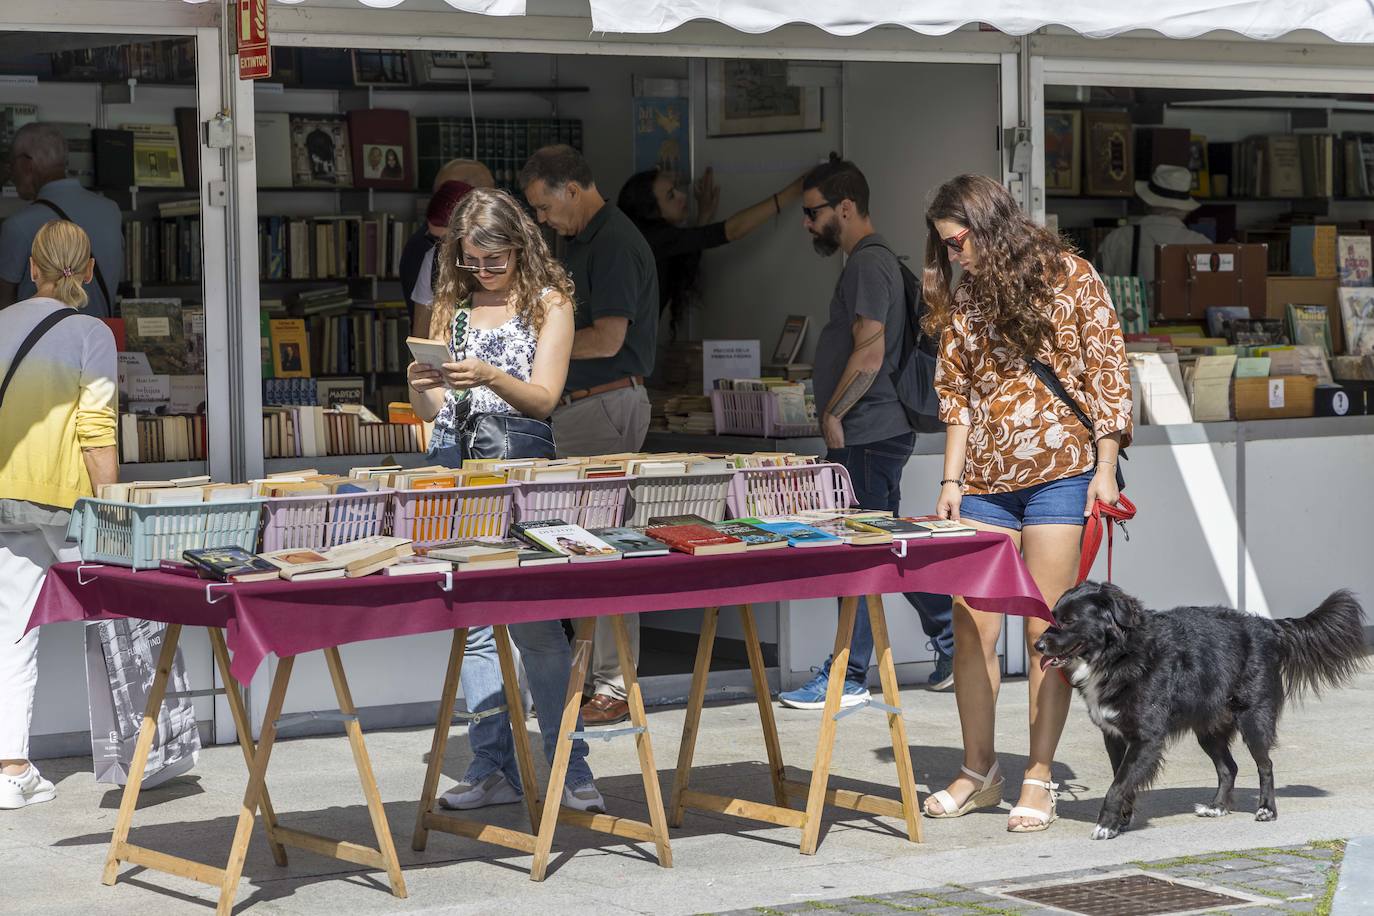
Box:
[935,254,1133,495]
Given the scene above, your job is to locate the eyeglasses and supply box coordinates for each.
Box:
[942,227,972,253]
[456,252,511,275]
[802,201,837,222]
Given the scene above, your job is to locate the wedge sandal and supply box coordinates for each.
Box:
[1007,777,1058,833]
[923,760,1004,818]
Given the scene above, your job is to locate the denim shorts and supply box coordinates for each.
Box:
[959,472,1092,531]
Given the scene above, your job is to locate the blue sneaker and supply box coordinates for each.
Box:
[779,667,871,710]
[927,650,955,691]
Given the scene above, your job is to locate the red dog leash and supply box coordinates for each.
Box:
[1077,494,1137,584]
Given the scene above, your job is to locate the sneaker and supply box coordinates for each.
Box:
[778,667,871,710]
[562,782,606,814]
[438,772,523,810]
[927,650,955,691]
[0,765,56,810]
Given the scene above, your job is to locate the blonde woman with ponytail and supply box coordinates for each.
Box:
[0,220,118,809]
[406,189,611,814]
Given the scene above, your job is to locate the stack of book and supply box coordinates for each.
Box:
[98,477,252,503]
[262,405,428,459]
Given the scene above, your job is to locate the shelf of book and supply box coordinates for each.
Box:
[264,453,433,477]
[257,84,591,95]
[117,460,208,483]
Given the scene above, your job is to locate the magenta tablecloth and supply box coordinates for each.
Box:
[31,533,1048,684]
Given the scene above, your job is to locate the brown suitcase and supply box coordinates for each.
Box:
[1153,243,1268,320]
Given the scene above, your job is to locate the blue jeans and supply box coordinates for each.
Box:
[460,623,594,791]
[825,431,955,685]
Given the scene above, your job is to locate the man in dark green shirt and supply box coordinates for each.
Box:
[520,145,659,725]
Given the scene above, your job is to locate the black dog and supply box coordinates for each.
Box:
[1035,582,1366,839]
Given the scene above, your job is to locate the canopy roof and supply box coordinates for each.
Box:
[585,0,1374,43]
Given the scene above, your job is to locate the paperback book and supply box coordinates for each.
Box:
[590,527,671,557]
[712,520,788,550]
[644,523,746,556]
[511,520,621,562]
[182,546,280,583]
[749,521,839,548]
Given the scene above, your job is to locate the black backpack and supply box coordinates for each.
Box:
[868,242,943,434]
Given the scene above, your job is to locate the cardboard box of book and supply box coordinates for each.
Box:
[1233,375,1317,421]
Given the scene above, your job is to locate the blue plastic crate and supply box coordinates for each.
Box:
[66,498,266,570]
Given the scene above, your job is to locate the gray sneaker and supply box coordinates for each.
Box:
[561,781,606,814]
[438,772,522,810]
[926,651,955,691]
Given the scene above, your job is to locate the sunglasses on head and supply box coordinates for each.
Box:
[942,227,972,253]
[802,200,838,222]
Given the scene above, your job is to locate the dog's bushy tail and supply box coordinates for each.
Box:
[1274,590,1367,699]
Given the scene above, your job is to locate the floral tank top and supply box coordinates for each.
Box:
[432,299,540,440]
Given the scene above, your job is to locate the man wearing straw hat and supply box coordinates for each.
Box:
[1098,163,1211,309]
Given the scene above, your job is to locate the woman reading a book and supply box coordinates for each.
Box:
[0,220,118,810]
[405,188,608,813]
[921,175,1132,833]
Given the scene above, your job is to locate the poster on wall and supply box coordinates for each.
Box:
[633,96,690,178]
[1044,109,1081,196]
[706,60,821,138]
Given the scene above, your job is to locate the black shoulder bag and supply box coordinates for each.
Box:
[868,242,944,434]
[0,308,83,411]
[34,198,113,310]
[1026,357,1127,491]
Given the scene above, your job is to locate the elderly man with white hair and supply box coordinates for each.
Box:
[0,123,124,317]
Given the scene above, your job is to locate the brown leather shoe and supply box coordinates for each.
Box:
[580,693,629,725]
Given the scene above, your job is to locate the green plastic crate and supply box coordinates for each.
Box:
[66,498,266,570]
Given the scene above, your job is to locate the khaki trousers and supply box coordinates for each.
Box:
[552,382,651,701]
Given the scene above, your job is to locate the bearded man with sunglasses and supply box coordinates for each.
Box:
[777,158,956,710]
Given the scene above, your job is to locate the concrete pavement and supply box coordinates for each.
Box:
[2,668,1370,915]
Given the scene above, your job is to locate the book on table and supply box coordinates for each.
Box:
[844,516,935,540]
[645,523,746,556]
[904,516,979,537]
[426,539,522,570]
[511,519,622,562]
[383,556,454,577]
[804,516,891,545]
[260,535,413,580]
[644,513,715,528]
[589,527,671,557]
[749,520,841,548]
[711,520,788,550]
[182,546,281,583]
[258,548,349,581]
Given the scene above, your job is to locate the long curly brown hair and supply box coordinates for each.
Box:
[921,174,1073,360]
[429,188,574,340]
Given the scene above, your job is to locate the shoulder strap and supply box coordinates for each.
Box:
[34,198,113,310]
[1026,357,1096,451]
[1129,223,1142,277]
[863,240,926,352]
[0,308,82,411]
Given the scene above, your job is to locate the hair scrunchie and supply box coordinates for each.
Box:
[61,267,74,278]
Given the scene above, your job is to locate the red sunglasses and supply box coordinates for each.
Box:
[942,227,972,253]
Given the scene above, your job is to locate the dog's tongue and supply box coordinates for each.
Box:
[1039,655,1054,672]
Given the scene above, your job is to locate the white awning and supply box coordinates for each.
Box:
[181,0,527,12]
[587,0,1374,43]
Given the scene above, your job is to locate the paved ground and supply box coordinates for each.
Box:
[3,667,1371,915]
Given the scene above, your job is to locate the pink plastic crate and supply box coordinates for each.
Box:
[710,389,819,438]
[391,483,515,549]
[260,490,394,552]
[725,463,855,519]
[512,477,631,530]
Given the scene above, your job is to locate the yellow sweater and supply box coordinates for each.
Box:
[0,297,118,510]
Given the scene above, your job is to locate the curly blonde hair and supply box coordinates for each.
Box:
[429,188,574,340]
[921,174,1074,360]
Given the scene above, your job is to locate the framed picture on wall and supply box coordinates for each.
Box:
[634,96,690,177]
[1045,109,1082,196]
[351,49,410,87]
[706,60,821,137]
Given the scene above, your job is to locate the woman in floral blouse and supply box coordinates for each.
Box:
[921,175,1132,832]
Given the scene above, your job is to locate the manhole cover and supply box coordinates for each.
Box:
[1007,874,1250,915]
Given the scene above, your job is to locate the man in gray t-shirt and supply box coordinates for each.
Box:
[778,158,956,711]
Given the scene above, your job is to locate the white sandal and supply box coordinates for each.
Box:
[1007,778,1058,833]
[923,760,1004,818]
